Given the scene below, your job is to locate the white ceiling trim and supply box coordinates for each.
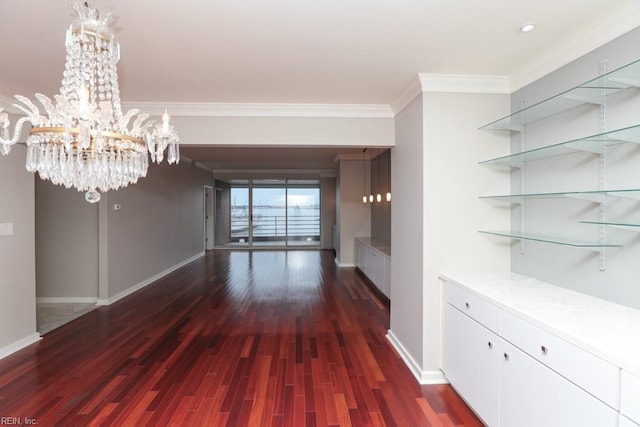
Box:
[2,95,393,119]
[391,74,511,116]
[124,102,394,119]
[211,168,335,175]
[510,1,640,92]
[419,74,511,94]
[391,76,423,116]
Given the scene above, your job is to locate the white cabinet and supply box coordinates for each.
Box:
[621,370,640,425]
[500,340,617,427]
[383,255,391,297]
[501,310,619,409]
[354,238,391,298]
[442,279,622,427]
[443,304,500,427]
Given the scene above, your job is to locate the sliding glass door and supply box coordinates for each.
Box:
[252,179,287,247]
[286,180,320,246]
[215,178,320,248]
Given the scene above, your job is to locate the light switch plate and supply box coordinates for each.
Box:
[0,223,14,236]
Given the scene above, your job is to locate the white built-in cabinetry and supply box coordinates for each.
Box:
[621,370,640,427]
[354,237,390,298]
[441,272,640,427]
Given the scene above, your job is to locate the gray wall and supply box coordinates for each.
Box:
[391,88,511,381]
[370,150,391,245]
[101,160,213,301]
[214,180,231,246]
[320,176,337,250]
[36,180,99,301]
[335,159,371,266]
[510,28,640,309]
[390,95,425,373]
[0,144,37,356]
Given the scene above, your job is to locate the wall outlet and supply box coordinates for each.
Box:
[0,223,13,236]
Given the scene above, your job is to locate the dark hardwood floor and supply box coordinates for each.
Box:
[0,250,482,426]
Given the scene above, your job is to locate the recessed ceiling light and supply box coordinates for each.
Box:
[519,22,536,33]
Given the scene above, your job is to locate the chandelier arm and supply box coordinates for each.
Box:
[0,116,33,147]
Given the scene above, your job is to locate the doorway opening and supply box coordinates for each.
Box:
[215,178,321,248]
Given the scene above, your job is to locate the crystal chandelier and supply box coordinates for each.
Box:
[0,2,179,203]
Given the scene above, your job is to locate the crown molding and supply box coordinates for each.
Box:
[391,76,423,116]
[391,74,510,115]
[418,74,511,95]
[123,102,394,119]
[211,168,335,175]
[2,96,393,119]
[510,2,640,91]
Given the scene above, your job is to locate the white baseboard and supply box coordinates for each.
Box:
[334,257,355,268]
[386,329,448,385]
[96,252,204,306]
[0,333,41,361]
[36,297,98,304]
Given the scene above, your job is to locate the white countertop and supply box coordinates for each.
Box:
[355,237,391,257]
[441,271,640,377]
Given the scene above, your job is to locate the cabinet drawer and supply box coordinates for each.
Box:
[444,281,500,332]
[501,310,619,409]
[621,370,640,424]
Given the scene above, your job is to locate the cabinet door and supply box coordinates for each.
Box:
[442,304,500,427]
[354,240,363,270]
[622,370,640,425]
[373,252,384,290]
[365,248,375,280]
[383,255,391,298]
[500,341,618,427]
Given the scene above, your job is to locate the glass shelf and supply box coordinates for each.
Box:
[580,221,640,232]
[479,230,622,249]
[480,189,640,204]
[480,59,640,131]
[479,124,640,167]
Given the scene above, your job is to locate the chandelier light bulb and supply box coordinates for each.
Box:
[369,194,374,203]
[362,195,367,204]
[386,191,391,202]
[376,193,381,202]
[78,82,90,119]
[162,109,170,134]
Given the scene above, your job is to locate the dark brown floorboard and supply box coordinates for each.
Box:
[0,250,482,426]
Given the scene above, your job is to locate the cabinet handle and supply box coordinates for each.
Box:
[503,353,510,361]
[541,345,548,355]
[488,341,493,349]
[465,302,470,309]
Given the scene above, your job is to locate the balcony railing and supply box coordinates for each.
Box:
[231,215,320,239]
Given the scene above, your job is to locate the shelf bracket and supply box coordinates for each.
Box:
[519,103,526,255]
[599,59,608,272]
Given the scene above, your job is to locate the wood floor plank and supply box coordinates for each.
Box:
[0,250,482,426]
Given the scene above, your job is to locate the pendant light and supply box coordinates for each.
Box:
[362,148,368,204]
[368,148,374,203]
[376,149,382,202]
[386,149,392,202]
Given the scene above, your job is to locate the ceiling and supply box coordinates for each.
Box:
[1,0,639,171]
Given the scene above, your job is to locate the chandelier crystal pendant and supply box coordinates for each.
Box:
[0,1,179,203]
